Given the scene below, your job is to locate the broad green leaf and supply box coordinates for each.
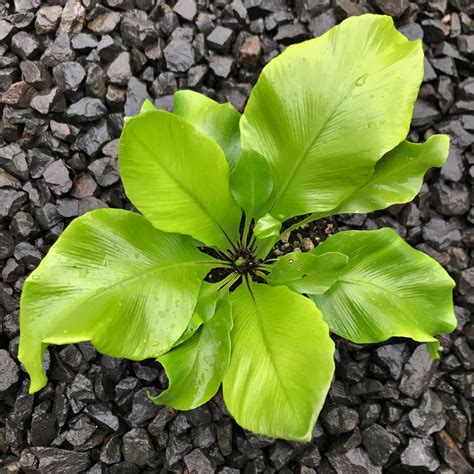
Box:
[312,228,456,355]
[240,14,423,221]
[254,213,281,239]
[151,292,232,410]
[254,213,282,259]
[140,98,157,114]
[174,282,222,346]
[267,251,348,295]
[230,149,273,218]
[223,282,334,441]
[19,209,212,393]
[119,110,241,250]
[174,89,241,167]
[328,135,450,215]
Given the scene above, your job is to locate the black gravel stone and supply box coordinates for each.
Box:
[0,349,19,392]
[361,423,400,466]
[207,26,235,52]
[122,428,154,466]
[399,345,438,399]
[52,62,86,93]
[11,32,42,60]
[20,60,51,89]
[85,404,120,433]
[20,447,90,473]
[66,97,107,123]
[321,406,359,435]
[400,437,440,472]
[106,52,132,86]
[408,390,446,436]
[30,412,57,447]
[184,447,216,473]
[164,38,196,72]
[41,33,74,68]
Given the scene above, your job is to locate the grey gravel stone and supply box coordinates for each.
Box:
[85,404,120,433]
[322,406,359,435]
[0,189,27,220]
[66,98,107,123]
[401,437,440,472]
[11,32,42,60]
[30,88,66,115]
[408,390,446,436]
[399,345,438,399]
[0,230,15,260]
[0,349,19,392]
[374,343,409,380]
[41,33,74,67]
[52,62,86,93]
[207,26,235,52]
[30,412,57,447]
[173,0,197,21]
[75,120,112,157]
[125,78,150,116]
[122,428,154,466]
[106,52,132,86]
[20,447,90,473]
[164,38,195,72]
[20,60,51,89]
[184,448,216,473]
[327,447,382,474]
[43,160,72,195]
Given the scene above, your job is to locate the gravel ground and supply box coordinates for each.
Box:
[0,0,473,472]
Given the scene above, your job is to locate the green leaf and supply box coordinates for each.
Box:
[223,282,335,441]
[230,149,273,218]
[254,213,282,259]
[140,98,157,114]
[267,251,348,295]
[254,213,281,239]
[151,291,232,410]
[312,228,456,353]
[174,89,241,167]
[328,135,450,215]
[119,110,242,250]
[240,14,423,221]
[19,209,212,394]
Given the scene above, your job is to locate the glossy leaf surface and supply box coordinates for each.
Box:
[313,228,456,353]
[19,209,212,393]
[230,149,273,218]
[151,292,232,410]
[174,89,241,167]
[223,282,334,441]
[328,135,450,215]
[254,213,282,259]
[240,14,423,220]
[267,251,348,295]
[119,110,241,249]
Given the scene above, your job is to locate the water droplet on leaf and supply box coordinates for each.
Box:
[355,74,368,86]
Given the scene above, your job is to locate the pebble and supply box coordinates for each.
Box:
[164,38,196,72]
[122,428,154,466]
[66,98,107,122]
[400,437,440,472]
[106,52,132,86]
[0,349,19,392]
[52,62,86,93]
[399,345,438,399]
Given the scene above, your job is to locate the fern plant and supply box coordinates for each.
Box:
[19,15,455,441]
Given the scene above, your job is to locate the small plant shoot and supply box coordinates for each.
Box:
[19,15,456,442]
